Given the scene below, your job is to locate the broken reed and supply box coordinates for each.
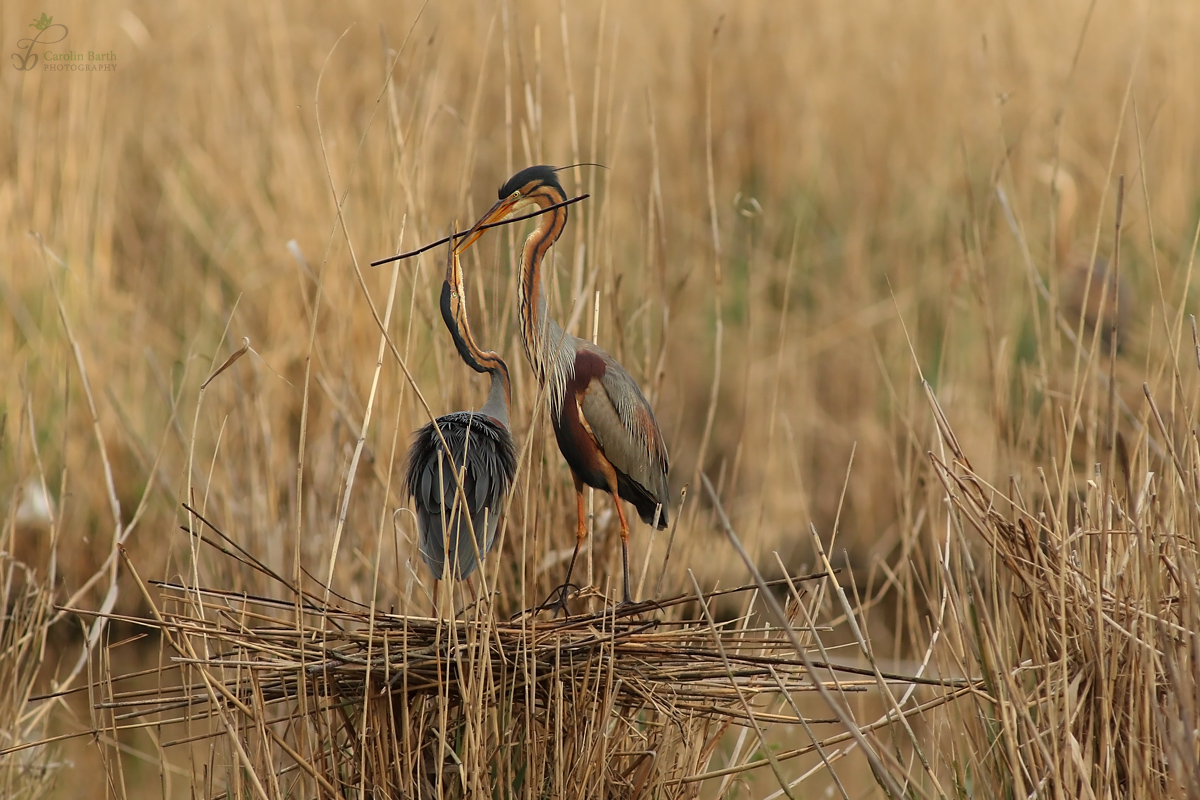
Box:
[924,363,1200,798]
[0,517,57,800]
[85,528,943,798]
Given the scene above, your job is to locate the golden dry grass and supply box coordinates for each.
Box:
[3,0,1200,797]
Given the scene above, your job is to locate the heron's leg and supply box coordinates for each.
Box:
[565,474,588,587]
[540,474,588,616]
[431,578,439,619]
[606,477,634,606]
[463,575,480,619]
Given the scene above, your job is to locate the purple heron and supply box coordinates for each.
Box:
[1038,165,1132,353]
[456,165,669,611]
[404,241,517,607]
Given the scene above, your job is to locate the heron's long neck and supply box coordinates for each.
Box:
[480,369,510,429]
[1053,171,1079,269]
[518,204,573,407]
[440,278,512,429]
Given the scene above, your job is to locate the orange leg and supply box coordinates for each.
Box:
[606,475,634,606]
[574,474,588,550]
[545,474,588,616]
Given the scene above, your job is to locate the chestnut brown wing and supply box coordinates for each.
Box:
[577,349,670,527]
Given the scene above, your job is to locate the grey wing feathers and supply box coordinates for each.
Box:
[580,354,671,526]
[403,412,517,580]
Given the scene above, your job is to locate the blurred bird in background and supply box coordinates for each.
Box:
[1038,164,1132,354]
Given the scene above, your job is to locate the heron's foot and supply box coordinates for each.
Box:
[508,583,580,620]
[537,581,580,618]
[611,595,667,620]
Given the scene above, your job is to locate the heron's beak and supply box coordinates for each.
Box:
[453,196,520,255]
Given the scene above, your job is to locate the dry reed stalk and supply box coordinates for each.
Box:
[0,414,61,798]
[8,3,1200,797]
[922,371,1200,798]
[12,504,970,799]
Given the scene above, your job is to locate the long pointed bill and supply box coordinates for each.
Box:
[453,197,520,255]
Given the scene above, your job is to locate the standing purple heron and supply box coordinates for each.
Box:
[455,165,669,611]
[1037,164,1132,353]
[404,240,517,608]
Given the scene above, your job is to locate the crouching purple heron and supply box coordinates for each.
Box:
[404,240,517,610]
[455,165,670,611]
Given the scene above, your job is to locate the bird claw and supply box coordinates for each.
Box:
[510,587,659,621]
[534,582,581,618]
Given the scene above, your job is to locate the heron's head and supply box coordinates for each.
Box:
[454,165,566,254]
[1034,163,1078,197]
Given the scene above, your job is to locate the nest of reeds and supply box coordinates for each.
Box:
[91,509,904,799]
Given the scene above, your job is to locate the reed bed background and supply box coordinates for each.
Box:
[3,0,1200,796]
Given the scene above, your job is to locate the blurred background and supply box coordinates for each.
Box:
[3,0,1199,795]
